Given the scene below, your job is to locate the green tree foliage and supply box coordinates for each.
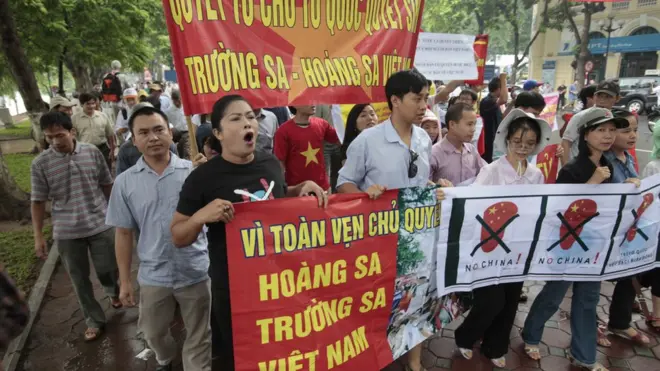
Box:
[422,0,561,81]
[5,0,170,93]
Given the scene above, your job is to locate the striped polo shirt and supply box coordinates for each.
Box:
[31,141,113,240]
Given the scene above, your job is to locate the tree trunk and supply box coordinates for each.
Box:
[65,59,92,92]
[575,9,593,91]
[0,0,47,114]
[58,46,66,95]
[0,147,31,222]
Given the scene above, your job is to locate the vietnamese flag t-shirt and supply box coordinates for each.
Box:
[273,117,340,190]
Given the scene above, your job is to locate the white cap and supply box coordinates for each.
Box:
[123,88,138,98]
[494,109,552,156]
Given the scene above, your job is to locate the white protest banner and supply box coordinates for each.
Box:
[437,174,660,295]
[414,33,478,81]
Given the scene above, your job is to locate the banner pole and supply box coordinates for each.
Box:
[187,115,199,157]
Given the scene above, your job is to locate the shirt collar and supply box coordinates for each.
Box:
[81,110,99,119]
[383,118,416,146]
[603,150,633,165]
[132,152,187,173]
[52,140,80,157]
[440,137,471,154]
[499,156,537,183]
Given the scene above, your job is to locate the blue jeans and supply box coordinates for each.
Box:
[522,281,601,366]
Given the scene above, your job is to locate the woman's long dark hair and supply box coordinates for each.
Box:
[341,104,372,161]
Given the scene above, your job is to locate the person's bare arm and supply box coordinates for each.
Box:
[31,201,46,243]
[431,80,462,106]
[560,139,571,166]
[107,135,116,158]
[496,73,508,106]
[337,183,361,193]
[171,212,206,247]
[115,227,134,285]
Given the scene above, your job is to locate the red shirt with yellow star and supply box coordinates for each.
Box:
[274,117,340,190]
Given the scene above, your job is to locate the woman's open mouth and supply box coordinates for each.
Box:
[244,132,255,145]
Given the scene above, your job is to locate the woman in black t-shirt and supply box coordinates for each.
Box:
[170,95,327,370]
[522,108,627,371]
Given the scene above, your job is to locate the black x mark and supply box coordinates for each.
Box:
[547,212,599,252]
[619,209,649,247]
[471,214,519,256]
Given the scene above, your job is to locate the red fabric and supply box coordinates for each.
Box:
[478,129,485,155]
[631,146,639,173]
[273,117,339,190]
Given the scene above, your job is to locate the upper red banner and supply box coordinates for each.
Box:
[162,0,425,115]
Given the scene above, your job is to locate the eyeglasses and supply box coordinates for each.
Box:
[408,149,419,178]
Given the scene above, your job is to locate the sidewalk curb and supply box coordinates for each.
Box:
[2,243,59,371]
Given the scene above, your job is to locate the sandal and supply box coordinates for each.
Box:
[110,297,123,309]
[568,351,609,371]
[609,327,650,345]
[524,344,541,361]
[84,327,104,342]
[457,347,473,360]
[491,356,506,368]
[646,317,660,333]
[597,326,611,347]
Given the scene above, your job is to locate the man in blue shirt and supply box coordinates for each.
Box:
[106,106,211,371]
[337,69,447,371]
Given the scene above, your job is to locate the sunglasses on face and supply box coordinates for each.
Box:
[408,149,418,178]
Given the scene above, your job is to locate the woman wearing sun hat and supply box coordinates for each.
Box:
[455,109,551,368]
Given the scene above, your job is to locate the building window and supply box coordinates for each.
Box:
[612,1,630,10]
[639,0,657,7]
[631,26,659,36]
[588,31,606,40]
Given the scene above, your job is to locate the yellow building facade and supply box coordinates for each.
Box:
[529,0,660,87]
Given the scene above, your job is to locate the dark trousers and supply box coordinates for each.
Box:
[455,282,523,359]
[211,288,234,371]
[482,125,495,163]
[610,271,660,329]
[609,278,636,330]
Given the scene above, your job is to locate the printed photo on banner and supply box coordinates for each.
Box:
[163,0,425,114]
[388,188,444,359]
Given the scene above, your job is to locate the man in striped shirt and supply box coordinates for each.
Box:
[30,111,121,342]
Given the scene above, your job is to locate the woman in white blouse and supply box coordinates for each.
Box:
[455,109,551,368]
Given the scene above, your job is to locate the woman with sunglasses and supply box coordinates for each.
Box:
[455,109,551,368]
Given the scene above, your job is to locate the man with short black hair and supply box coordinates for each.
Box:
[72,92,116,170]
[338,69,448,371]
[30,111,120,343]
[513,91,546,116]
[107,106,212,371]
[479,74,509,162]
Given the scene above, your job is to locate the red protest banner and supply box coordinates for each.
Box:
[225,192,399,371]
[536,145,559,184]
[464,34,488,86]
[162,0,425,115]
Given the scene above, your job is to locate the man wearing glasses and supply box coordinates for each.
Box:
[338,69,449,198]
[337,69,448,371]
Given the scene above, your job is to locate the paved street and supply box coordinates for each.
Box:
[16,259,660,371]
